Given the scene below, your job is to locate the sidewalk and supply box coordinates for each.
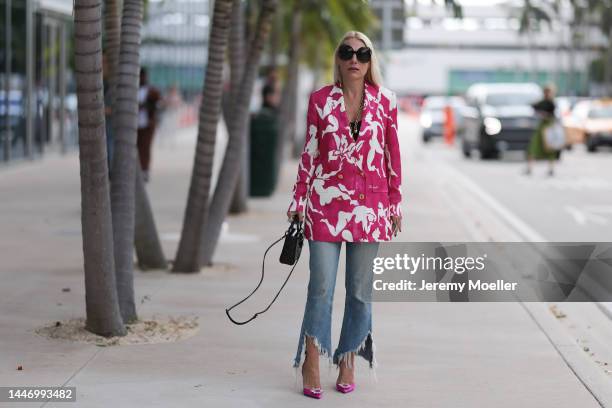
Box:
[0,116,604,407]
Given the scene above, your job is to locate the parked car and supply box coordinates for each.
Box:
[460,83,542,159]
[562,98,612,152]
[419,95,465,143]
[554,96,572,119]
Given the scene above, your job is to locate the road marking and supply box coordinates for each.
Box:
[517,176,612,191]
[565,205,612,226]
[424,150,547,242]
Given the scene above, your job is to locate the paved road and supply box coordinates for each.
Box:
[416,122,612,242]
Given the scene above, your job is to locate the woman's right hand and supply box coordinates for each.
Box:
[287,210,304,222]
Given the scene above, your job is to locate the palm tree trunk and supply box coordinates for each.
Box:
[133,170,167,269]
[173,0,234,272]
[277,0,302,166]
[311,43,322,94]
[527,28,538,82]
[110,0,144,324]
[103,0,121,117]
[199,0,278,266]
[569,28,577,96]
[554,16,563,93]
[134,167,167,269]
[105,0,167,271]
[222,0,244,128]
[74,0,126,337]
[268,2,281,71]
[228,0,249,214]
[228,0,245,125]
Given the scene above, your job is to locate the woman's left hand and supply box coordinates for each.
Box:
[391,215,402,236]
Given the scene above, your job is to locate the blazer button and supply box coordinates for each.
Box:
[338,174,344,179]
[359,171,364,176]
[359,193,365,199]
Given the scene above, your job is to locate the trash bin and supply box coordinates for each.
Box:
[249,106,279,197]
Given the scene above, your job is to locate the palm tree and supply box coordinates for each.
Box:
[173,0,235,272]
[110,0,145,324]
[276,0,304,166]
[104,0,167,272]
[588,0,612,93]
[103,0,121,115]
[518,0,552,81]
[227,0,249,215]
[441,0,463,18]
[134,166,167,270]
[74,0,126,337]
[275,0,376,166]
[198,0,278,267]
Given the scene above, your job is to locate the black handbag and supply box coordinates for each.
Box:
[225,217,304,325]
[279,217,304,265]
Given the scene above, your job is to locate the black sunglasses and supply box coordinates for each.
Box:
[338,44,372,63]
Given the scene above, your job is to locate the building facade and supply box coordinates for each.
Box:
[369,0,406,50]
[141,0,210,99]
[386,1,606,96]
[1,0,76,165]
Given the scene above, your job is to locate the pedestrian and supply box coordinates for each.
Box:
[524,84,558,176]
[261,83,279,112]
[137,67,162,182]
[286,30,403,399]
[263,66,280,105]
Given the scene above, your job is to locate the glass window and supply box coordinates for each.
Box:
[8,0,27,160]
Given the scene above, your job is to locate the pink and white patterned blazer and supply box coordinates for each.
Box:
[287,80,403,242]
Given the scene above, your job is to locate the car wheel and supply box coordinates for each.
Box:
[422,134,431,143]
[586,136,597,152]
[478,134,498,160]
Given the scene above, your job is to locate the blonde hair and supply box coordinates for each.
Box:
[333,31,383,88]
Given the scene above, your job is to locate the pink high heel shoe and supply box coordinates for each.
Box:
[336,382,356,394]
[301,349,323,399]
[303,387,323,399]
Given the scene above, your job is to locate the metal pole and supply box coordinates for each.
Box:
[47,22,57,150]
[4,0,11,162]
[59,22,66,153]
[39,18,48,155]
[25,0,34,159]
[382,0,392,51]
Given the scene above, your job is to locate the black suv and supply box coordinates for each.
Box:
[460,83,542,159]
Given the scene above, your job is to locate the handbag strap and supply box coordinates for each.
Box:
[225,220,303,325]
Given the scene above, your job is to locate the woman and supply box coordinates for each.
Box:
[524,84,558,176]
[286,31,403,399]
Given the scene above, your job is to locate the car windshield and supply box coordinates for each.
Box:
[485,92,540,107]
[588,105,612,119]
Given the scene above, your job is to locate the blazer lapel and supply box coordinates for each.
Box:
[360,81,382,143]
[331,81,380,147]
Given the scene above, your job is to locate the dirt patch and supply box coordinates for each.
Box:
[34,314,200,346]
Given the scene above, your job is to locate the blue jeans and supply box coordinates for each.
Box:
[293,240,380,373]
